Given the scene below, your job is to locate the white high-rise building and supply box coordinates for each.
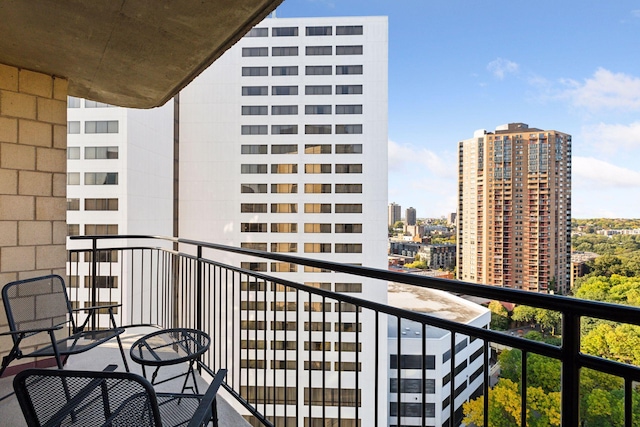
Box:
[179,16,389,426]
[66,98,174,315]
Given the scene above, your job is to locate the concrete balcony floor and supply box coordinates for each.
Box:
[0,327,249,427]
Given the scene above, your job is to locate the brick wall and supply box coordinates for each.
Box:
[0,63,68,365]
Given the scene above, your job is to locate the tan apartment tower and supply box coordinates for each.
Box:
[457,123,571,294]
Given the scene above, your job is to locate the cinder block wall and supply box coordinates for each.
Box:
[0,63,68,366]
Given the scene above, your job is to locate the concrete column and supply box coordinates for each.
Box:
[0,63,68,364]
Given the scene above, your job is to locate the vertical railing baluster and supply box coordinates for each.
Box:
[483,339,489,427]
[90,237,98,330]
[561,312,580,426]
[521,350,527,426]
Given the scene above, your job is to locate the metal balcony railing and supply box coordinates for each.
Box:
[68,235,640,427]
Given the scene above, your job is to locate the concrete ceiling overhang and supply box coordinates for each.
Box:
[0,0,283,108]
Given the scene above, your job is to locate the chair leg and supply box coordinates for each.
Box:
[0,337,22,378]
[116,334,130,372]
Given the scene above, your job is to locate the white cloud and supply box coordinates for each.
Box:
[388,140,455,178]
[563,68,640,110]
[487,58,519,80]
[581,122,640,154]
[573,156,640,189]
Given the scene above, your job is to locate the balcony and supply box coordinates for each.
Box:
[2,235,640,426]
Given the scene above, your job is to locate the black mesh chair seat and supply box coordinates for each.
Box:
[13,368,227,427]
[0,275,129,376]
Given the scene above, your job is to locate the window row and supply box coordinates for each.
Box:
[241,104,362,115]
[240,340,361,352]
[239,280,362,293]
[67,198,119,211]
[242,144,362,155]
[239,220,363,234]
[67,146,118,160]
[240,320,362,333]
[68,121,119,134]
[67,224,119,236]
[67,172,118,185]
[242,182,362,193]
[241,46,363,58]
[240,65,363,76]
[67,97,115,108]
[241,124,363,135]
[241,164,362,174]
[242,84,363,96]
[245,25,363,38]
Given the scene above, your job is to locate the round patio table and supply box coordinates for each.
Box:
[130,328,210,393]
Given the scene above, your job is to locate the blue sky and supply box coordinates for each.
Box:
[275,0,640,219]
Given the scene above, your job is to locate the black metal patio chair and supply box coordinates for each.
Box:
[0,274,129,377]
[13,368,227,427]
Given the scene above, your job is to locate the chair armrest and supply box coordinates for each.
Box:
[72,303,122,312]
[187,369,227,427]
[0,325,63,336]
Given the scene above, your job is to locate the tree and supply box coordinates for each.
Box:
[488,301,509,330]
[511,305,538,327]
[392,220,404,229]
[511,305,561,335]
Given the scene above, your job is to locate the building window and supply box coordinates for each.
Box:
[335,184,362,193]
[83,276,118,289]
[306,46,332,56]
[67,224,79,236]
[336,85,363,95]
[67,96,81,108]
[242,47,268,57]
[67,173,80,185]
[67,147,80,159]
[335,203,362,213]
[335,283,362,292]
[305,85,332,95]
[305,164,331,173]
[242,86,268,96]
[240,262,267,272]
[241,203,267,213]
[241,223,268,232]
[335,244,362,253]
[241,145,268,155]
[304,203,331,213]
[305,183,331,193]
[272,47,298,56]
[272,66,298,76]
[336,124,363,134]
[241,164,267,174]
[305,125,332,134]
[305,282,332,291]
[271,203,298,213]
[246,28,268,37]
[304,388,360,407]
[271,144,298,154]
[390,354,436,370]
[242,66,268,77]
[335,224,362,233]
[241,184,267,193]
[272,125,298,135]
[272,105,298,115]
[241,242,267,251]
[272,85,298,95]
[305,105,332,115]
[271,263,298,272]
[305,144,331,154]
[306,26,332,36]
[336,25,363,35]
[272,27,298,37]
[85,100,113,108]
[271,243,298,253]
[271,164,298,174]
[336,144,362,154]
[389,403,435,418]
[84,173,118,185]
[306,66,332,76]
[304,225,331,234]
[85,198,118,211]
[67,121,80,134]
[84,224,119,235]
[241,125,268,135]
[271,223,298,233]
[85,121,118,134]
[85,146,118,159]
[67,198,80,211]
[336,45,363,55]
[271,183,298,193]
[336,105,362,114]
[242,106,268,115]
[336,65,363,75]
[335,164,362,173]
[304,242,332,252]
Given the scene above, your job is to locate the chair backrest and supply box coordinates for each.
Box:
[2,275,75,342]
[14,368,162,427]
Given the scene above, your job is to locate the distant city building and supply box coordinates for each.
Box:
[447,212,457,225]
[387,283,490,427]
[389,241,456,270]
[457,123,572,294]
[571,251,599,289]
[389,202,402,226]
[405,207,417,226]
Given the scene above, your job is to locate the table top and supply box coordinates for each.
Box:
[130,328,210,367]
